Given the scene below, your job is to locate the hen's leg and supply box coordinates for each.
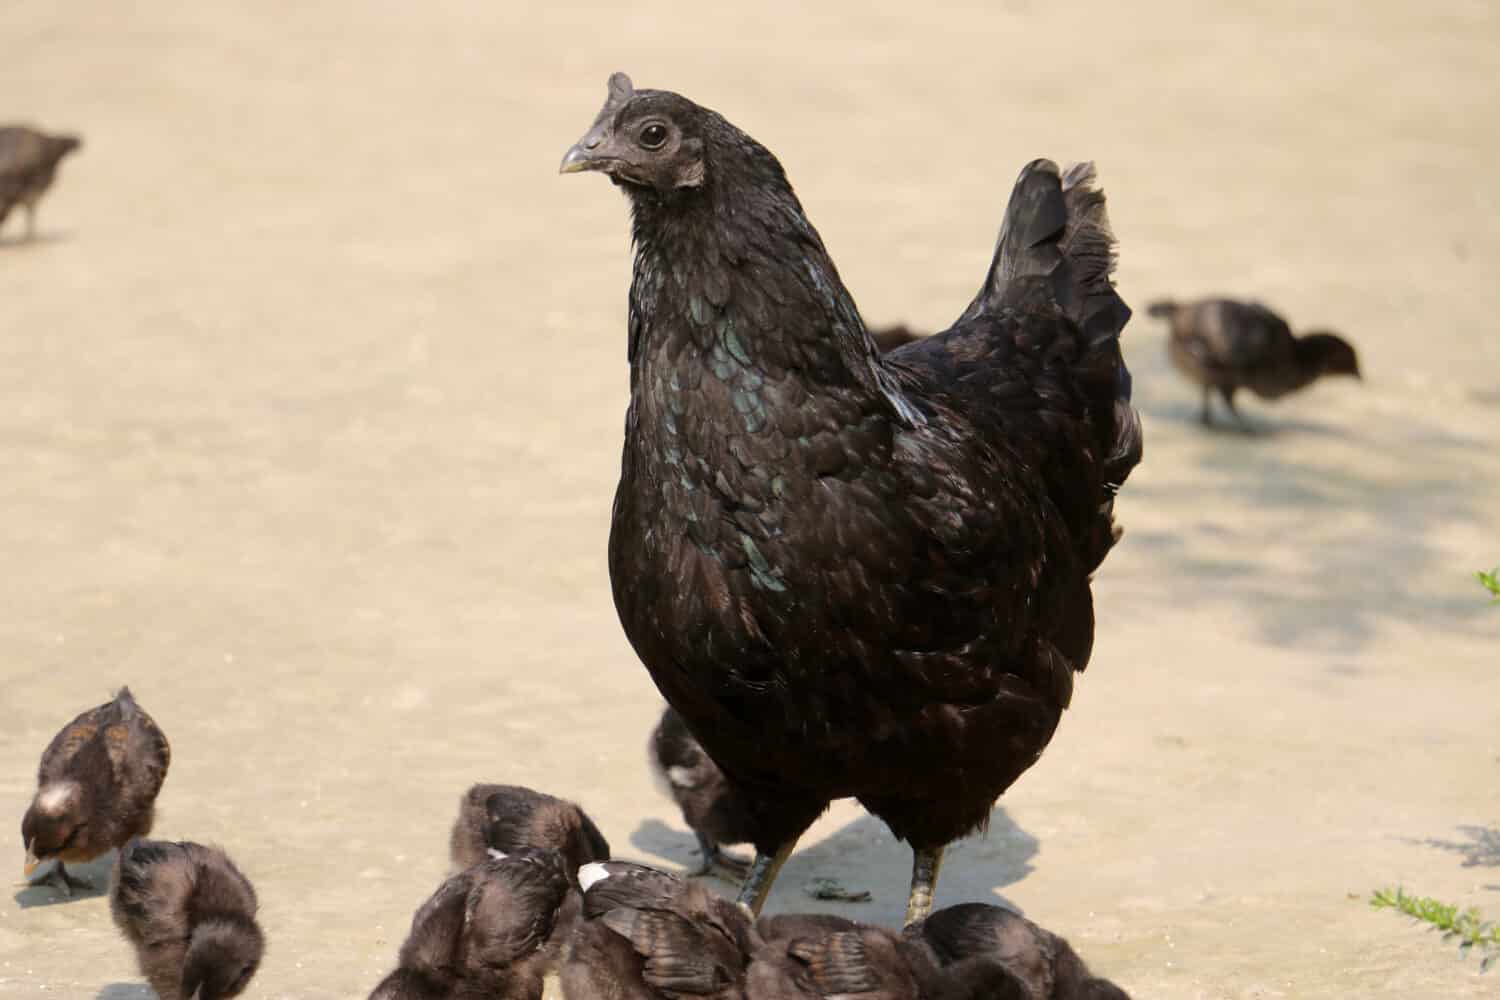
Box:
[24,202,36,241]
[736,839,797,916]
[904,845,945,926]
[1199,386,1214,425]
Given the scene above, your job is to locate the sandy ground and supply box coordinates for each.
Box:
[3,2,1498,997]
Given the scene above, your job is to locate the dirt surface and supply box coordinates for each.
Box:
[3,3,1498,997]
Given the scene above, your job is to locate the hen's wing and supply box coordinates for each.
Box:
[885,160,1138,654]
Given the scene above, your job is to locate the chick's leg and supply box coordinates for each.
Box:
[1199,386,1213,426]
[1219,387,1252,431]
[736,839,797,916]
[692,832,752,882]
[904,845,945,926]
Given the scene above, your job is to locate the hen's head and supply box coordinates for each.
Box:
[560,72,709,194]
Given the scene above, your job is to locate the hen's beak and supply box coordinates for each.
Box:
[559,145,597,174]
[23,844,40,877]
[560,126,614,175]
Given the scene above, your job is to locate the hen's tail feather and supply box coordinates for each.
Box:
[964,160,1142,570]
[1146,299,1178,319]
[962,159,1130,352]
[1058,162,1131,352]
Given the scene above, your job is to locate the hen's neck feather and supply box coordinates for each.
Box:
[622,121,890,404]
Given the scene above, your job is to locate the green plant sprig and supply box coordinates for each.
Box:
[1371,887,1498,972]
[1478,567,1500,602]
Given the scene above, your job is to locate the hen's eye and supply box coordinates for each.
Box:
[639,123,668,150]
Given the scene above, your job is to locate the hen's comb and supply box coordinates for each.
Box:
[607,72,635,109]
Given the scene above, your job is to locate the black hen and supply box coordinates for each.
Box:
[109,839,264,1000]
[905,903,1131,999]
[370,848,580,1000]
[0,125,81,240]
[562,73,1140,923]
[648,320,929,879]
[1147,297,1360,428]
[22,686,171,895]
[449,784,610,877]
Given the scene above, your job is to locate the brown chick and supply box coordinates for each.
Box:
[0,125,82,240]
[745,922,944,1000]
[575,860,691,918]
[22,686,171,895]
[1148,298,1360,428]
[371,848,580,1000]
[449,784,610,878]
[563,861,756,1000]
[904,903,1130,999]
[752,915,1023,1000]
[649,706,756,880]
[755,913,860,945]
[109,839,265,1000]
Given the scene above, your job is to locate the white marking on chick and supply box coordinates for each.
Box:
[578,862,611,891]
[665,766,698,789]
[35,782,80,815]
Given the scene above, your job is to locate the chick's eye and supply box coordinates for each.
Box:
[639,123,668,150]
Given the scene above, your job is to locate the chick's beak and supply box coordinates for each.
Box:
[560,125,614,175]
[23,845,40,877]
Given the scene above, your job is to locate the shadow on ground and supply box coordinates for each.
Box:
[12,855,113,909]
[0,230,73,248]
[630,803,1038,920]
[95,986,152,1000]
[1412,825,1500,868]
[1117,332,1497,652]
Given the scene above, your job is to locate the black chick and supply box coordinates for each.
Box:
[905,903,1131,999]
[0,125,81,240]
[563,860,755,1000]
[576,860,692,917]
[650,706,755,879]
[449,784,610,877]
[371,848,580,1000]
[1147,297,1360,428]
[109,839,264,1000]
[562,73,1140,923]
[22,686,171,895]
